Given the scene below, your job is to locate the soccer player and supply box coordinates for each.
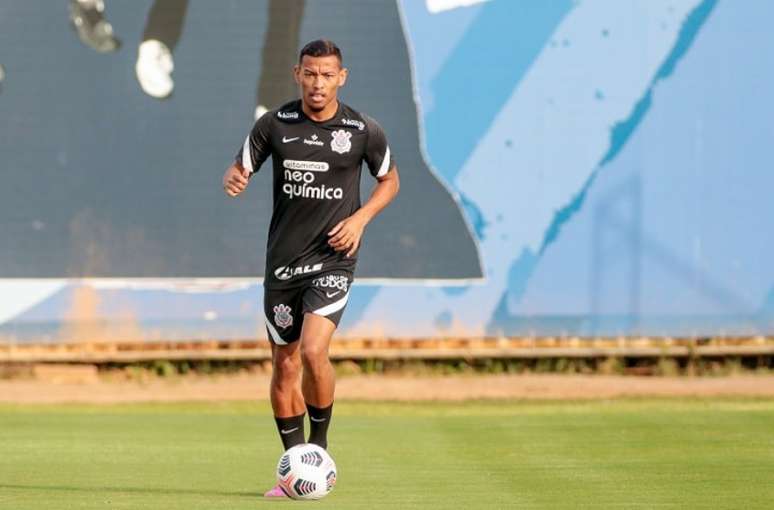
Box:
[222,39,399,498]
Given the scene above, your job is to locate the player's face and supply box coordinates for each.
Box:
[294,55,348,112]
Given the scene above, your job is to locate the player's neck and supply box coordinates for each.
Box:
[302,99,339,123]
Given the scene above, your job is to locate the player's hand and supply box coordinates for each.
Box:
[328,214,367,258]
[222,163,250,197]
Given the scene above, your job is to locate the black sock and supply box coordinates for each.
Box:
[274,413,305,451]
[306,402,333,450]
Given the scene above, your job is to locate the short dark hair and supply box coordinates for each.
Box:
[299,39,342,65]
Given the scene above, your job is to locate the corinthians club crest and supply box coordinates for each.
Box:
[330,129,352,154]
[273,304,293,329]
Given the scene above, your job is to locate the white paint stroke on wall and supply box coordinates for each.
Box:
[426,0,491,14]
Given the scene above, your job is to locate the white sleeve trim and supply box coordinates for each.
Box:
[312,292,350,317]
[241,135,254,175]
[375,146,391,177]
[263,310,287,345]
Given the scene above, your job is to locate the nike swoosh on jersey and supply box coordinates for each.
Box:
[280,427,299,434]
[282,136,299,143]
[326,291,341,298]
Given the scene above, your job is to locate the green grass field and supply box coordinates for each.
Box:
[1,399,773,509]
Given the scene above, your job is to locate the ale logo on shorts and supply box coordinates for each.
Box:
[273,304,293,329]
[330,129,352,154]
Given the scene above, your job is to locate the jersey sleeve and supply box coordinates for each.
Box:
[234,113,272,175]
[363,115,395,179]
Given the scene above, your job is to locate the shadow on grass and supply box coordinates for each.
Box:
[0,483,271,500]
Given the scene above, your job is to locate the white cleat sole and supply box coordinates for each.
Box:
[136,39,174,99]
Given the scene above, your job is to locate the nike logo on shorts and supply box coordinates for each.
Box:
[280,427,299,434]
[326,291,341,298]
[282,136,299,143]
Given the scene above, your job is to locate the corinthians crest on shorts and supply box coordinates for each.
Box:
[273,304,293,329]
[330,129,352,154]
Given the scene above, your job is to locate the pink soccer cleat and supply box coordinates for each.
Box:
[263,484,288,498]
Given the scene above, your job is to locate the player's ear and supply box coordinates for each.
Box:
[338,67,348,87]
[293,64,301,85]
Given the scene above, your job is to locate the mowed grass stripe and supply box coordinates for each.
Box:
[0,399,772,509]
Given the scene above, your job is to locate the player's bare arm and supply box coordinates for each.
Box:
[222,162,250,197]
[328,166,400,257]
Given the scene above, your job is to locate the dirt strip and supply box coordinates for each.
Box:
[1,374,773,403]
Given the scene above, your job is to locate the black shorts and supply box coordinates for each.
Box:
[263,270,353,345]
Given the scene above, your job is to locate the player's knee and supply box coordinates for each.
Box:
[300,342,328,369]
[273,352,301,381]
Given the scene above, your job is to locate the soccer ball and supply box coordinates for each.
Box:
[276,443,337,500]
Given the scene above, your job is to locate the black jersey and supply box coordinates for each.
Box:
[236,100,394,289]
